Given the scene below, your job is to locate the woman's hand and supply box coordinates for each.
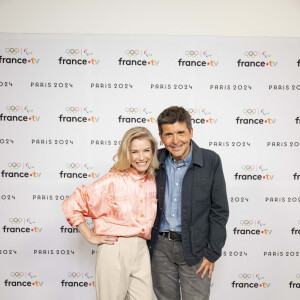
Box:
[88,234,118,245]
[77,222,118,245]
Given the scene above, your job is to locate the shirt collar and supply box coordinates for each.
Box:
[129,168,148,182]
[168,142,193,167]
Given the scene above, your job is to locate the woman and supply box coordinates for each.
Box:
[62,127,159,300]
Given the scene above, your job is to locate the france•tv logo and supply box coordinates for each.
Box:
[234,164,274,181]
[1,162,42,179]
[0,105,40,123]
[59,163,100,179]
[237,50,277,67]
[2,217,42,234]
[118,107,156,124]
[233,219,272,236]
[61,272,95,287]
[231,273,271,288]
[4,272,43,287]
[58,106,100,123]
[186,107,218,125]
[118,49,159,66]
[178,50,218,67]
[58,49,99,65]
[236,109,276,125]
[0,48,40,65]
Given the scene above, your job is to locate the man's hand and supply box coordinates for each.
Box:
[196,256,215,279]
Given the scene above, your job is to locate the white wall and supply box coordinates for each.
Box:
[0,0,300,37]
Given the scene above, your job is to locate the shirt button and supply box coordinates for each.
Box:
[141,214,144,218]
[174,198,177,202]
[160,208,163,211]
[139,183,143,188]
[141,228,145,232]
[176,183,178,186]
[177,168,180,170]
[172,214,175,217]
[140,200,144,203]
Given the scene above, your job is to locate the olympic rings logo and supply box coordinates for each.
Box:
[187,108,198,115]
[65,49,80,56]
[66,163,80,169]
[243,109,257,115]
[240,220,254,226]
[9,218,23,224]
[6,106,20,112]
[125,50,139,57]
[239,273,251,280]
[241,165,256,171]
[8,162,21,169]
[68,272,82,279]
[185,51,199,57]
[125,107,139,114]
[244,51,258,58]
[11,272,24,278]
[5,48,19,55]
[66,107,80,113]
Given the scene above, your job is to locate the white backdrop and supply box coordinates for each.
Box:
[0,33,299,300]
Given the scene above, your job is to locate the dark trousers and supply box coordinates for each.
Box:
[151,234,211,300]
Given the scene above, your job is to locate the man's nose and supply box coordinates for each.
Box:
[172,134,179,144]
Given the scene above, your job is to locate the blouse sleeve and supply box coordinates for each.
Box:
[61,173,115,227]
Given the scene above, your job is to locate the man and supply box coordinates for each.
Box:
[148,106,229,300]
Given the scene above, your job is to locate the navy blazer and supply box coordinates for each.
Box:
[148,140,229,265]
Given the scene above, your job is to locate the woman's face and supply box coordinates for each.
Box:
[129,138,153,176]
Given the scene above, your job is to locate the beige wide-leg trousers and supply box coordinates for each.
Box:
[95,236,155,300]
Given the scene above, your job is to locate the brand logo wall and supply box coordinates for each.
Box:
[118,50,159,66]
[4,272,43,287]
[118,107,156,124]
[233,219,272,235]
[178,50,219,67]
[59,107,99,123]
[3,218,42,233]
[0,106,40,122]
[58,49,99,65]
[1,162,41,178]
[291,220,300,235]
[0,48,40,64]
[231,273,271,288]
[289,274,300,288]
[237,50,277,67]
[186,107,218,124]
[61,272,95,287]
[236,109,276,125]
[59,163,99,179]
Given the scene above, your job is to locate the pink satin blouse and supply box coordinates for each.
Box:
[62,170,157,240]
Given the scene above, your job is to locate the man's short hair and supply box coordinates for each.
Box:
[157,106,192,135]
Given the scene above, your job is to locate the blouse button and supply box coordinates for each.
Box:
[139,183,143,188]
[141,214,145,218]
[141,228,145,232]
[140,200,144,204]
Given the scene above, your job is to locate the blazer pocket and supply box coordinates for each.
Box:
[193,180,212,202]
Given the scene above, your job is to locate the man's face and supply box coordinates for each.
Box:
[160,121,193,162]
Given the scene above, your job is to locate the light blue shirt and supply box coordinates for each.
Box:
[160,144,193,233]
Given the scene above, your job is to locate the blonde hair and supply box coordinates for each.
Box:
[111,127,159,177]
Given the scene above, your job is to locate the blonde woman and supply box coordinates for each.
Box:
[62,127,159,300]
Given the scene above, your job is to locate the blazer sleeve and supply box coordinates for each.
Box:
[203,154,229,262]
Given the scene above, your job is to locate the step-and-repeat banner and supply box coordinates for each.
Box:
[0,34,299,300]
